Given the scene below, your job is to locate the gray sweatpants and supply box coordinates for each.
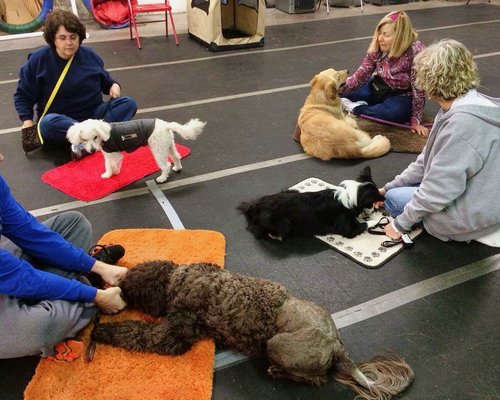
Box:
[0,211,98,359]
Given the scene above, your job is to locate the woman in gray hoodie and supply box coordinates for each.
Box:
[380,39,500,247]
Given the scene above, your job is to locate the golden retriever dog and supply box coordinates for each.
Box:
[298,69,390,160]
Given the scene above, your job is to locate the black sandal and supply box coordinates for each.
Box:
[89,244,125,265]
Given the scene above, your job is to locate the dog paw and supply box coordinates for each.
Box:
[172,165,182,172]
[373,134,389,142]
[101,172,112,179]
[155,176,168,184]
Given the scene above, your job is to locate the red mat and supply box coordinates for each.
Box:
[42,144,190,201]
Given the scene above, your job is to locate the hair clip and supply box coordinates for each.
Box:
[389,12,400,22]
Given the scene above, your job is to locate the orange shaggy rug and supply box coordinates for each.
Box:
[24,229,226,400]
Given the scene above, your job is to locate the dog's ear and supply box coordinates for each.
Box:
[358,183,385,209]
[357,166,373,182]
[310,74,319,87]
[119,261,175,317]
[95,120,111,141]
[66,123,82,145]
[327,81,337,99]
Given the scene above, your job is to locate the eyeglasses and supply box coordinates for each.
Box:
[55,34,79,42]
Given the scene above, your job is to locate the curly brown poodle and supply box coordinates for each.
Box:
[92,261,414,400]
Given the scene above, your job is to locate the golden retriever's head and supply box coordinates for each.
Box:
[308,68,349,106]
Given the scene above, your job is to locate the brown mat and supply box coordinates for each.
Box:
[355,116,431,154]
[24,229,226,400]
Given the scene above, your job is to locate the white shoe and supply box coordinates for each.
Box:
[341,98,368,113]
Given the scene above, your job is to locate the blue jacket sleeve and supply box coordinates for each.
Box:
[89,48,117,96]
[14,51,40,122]
[0,177,97,302]
[0,249,96,301]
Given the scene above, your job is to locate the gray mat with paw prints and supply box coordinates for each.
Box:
[289,178,423,269]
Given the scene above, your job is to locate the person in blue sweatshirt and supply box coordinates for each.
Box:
[14,9,137,158]
[0,173,127,359]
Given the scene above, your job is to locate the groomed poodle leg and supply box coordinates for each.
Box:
[92,314,206,355]
[267,328,333,386]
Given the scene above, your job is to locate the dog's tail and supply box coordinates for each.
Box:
[360,134,391,159]
[163,118,206,141]
[333,353,414,400]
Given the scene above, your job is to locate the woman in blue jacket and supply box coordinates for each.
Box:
[0,173,127,359]
[14,9,137,158]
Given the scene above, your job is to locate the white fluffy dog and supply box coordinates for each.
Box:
[67,118,206,183]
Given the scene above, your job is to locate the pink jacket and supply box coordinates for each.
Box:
[343,40,426,125]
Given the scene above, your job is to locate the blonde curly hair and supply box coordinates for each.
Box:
[413,39,479,100]
[368,11,418,58]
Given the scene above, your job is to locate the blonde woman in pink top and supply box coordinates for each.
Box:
[340,11,429,136]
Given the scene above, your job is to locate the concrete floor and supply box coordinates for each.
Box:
[0,1,499,400]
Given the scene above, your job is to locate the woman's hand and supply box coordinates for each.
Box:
[94,287,126,314]
[109,83,121,98]
[21,120,34,129]
[411,124,429,137]
[384,222,402,240]
[91,261,128,286]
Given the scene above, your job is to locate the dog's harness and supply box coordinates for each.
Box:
[368,216,414,248]
[102,119,157,153]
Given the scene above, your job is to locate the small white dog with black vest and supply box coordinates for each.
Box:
[67,118,206,183]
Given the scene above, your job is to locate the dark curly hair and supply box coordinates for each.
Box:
[43,9,86,48]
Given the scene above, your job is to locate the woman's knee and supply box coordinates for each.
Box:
[342,82,371,102]
[43,211,92,250]
[354,96,412,123]
[108,96,137,122]
[64,211,91,229]
[384,187,418,217]
[45,211,90,232]
[0,301,95,358]
[39,113,76,144]
[34,301,96,356]
[384,190,402,216]
[121,96,138,110]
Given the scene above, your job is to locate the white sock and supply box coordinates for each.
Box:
[341,98,368,112]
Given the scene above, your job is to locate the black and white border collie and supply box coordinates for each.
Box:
[237,166,384,241]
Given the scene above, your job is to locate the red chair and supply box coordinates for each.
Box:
[127,0,179,49]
